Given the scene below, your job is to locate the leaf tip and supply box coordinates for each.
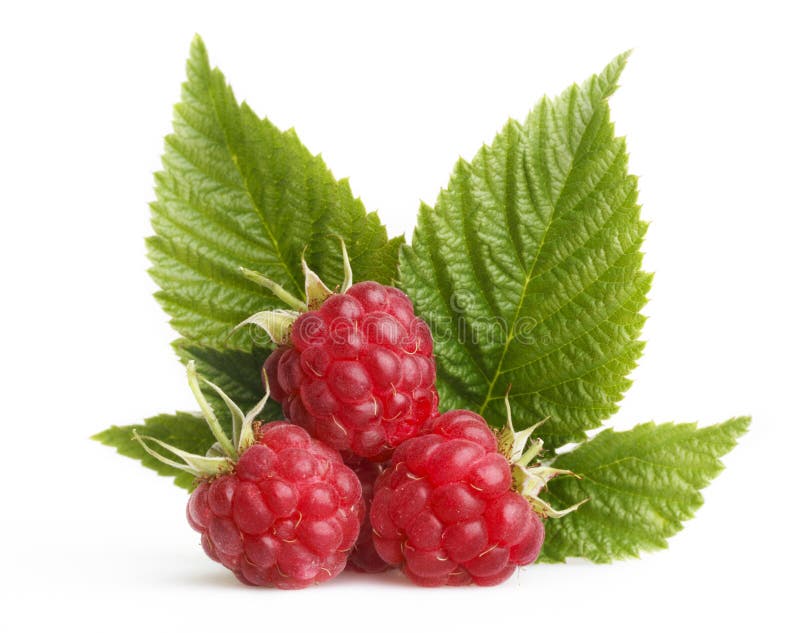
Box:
[595,50,633,99]
[723,415,752,438]
[186,34,211,80]
[190,33,207,58]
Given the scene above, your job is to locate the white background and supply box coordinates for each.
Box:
[1,1,797,631]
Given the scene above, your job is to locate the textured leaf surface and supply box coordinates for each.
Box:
[173,339,282,422]
[93,412,220,491]
[399,53,651,448]
[149,36,402,350]
[539,417,750,562]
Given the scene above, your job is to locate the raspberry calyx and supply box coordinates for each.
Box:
[133,361,270,478]
[235,239,353,345]
[497,398,588,519]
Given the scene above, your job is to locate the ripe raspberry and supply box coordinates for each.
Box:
[241,245,438,460]
[370,410,547,587]
[344,456,392,573]
[188,422,363,589]
[135,361,363,589]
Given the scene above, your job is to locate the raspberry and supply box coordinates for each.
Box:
[267,282,437,460]
[134,361,363,589]
[344,456,393,573]
[188,422,363,589]
[241,245,438,460]
[370,410,546,587]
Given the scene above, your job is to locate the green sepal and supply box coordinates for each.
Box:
[200,378,246,452]
[92,411,219,490]
[237,389,271,451]
[186,361,236,459]
[233,309,300,345]
[338,237,353,293]
[302,250,334,308]
[239,267,307,312]
[132,430,231,479]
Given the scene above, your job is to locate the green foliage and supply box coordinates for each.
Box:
[173,339,282,421]
[93,412,220,491]
[539,417,751,562]
[93,344,282,490]
[92,38,749,563]
[148,35,402,351]
[399,52,651,449]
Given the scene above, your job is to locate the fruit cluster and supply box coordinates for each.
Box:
[139,253,577,589]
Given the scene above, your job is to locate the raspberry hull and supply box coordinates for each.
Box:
[187,422,363,589]
[370,410,545,586]
[265,281,439,460]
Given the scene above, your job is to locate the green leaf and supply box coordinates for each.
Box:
[539,417,750,563]
[149,35,402,351]
[92,412,219,491]
[173,338,282,422]
[93,344,286,490]
[399,52,651,449]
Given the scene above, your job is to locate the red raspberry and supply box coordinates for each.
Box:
[264,281,438,460]
[344,456,393,573]
[370,410,545,587]
[187,422,363,589]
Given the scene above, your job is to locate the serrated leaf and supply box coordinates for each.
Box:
[149,35,402,350]
[92,412,219,491]
[539,417,750,563]
[399,53,651,449]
